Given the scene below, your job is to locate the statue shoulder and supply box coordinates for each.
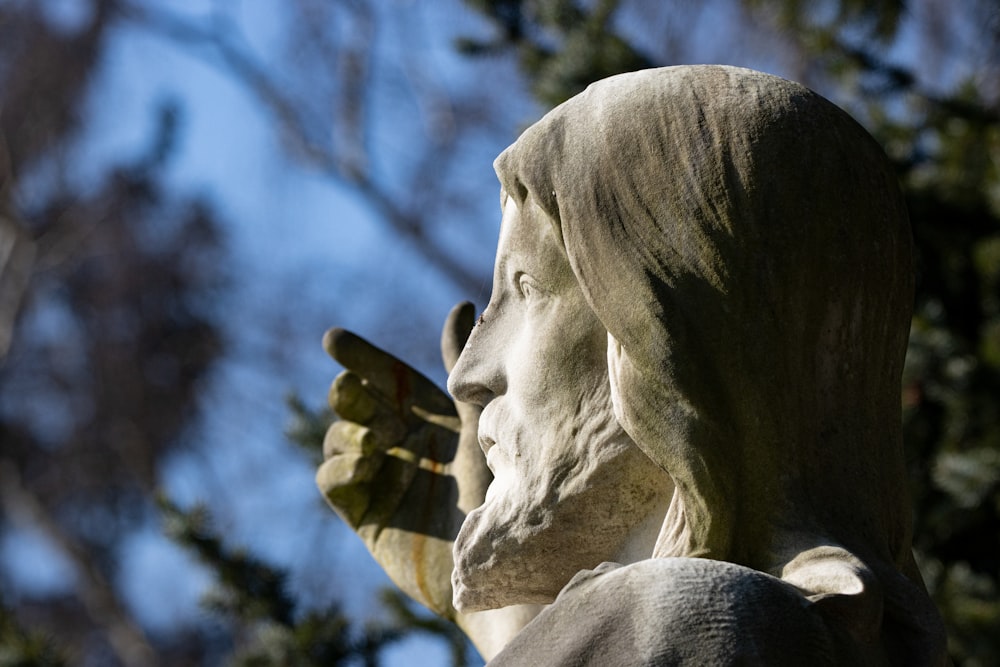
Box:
[489,558,840,667]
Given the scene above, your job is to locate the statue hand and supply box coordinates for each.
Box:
[316,302,488,619]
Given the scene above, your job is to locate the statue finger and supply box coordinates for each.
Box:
[323,421,380,460]
[331,408,458,473]
[328,370,378,423]
[328,377,416,449]
[316,451,385,527]
[317,450,384,488]
[324,327,454,418]
[441,301,476,374]
[323,328,401,390]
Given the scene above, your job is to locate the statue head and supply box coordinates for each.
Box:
[449,65,942,657]
[448,190,673,610]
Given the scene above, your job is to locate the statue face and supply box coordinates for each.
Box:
[447,196,671,611]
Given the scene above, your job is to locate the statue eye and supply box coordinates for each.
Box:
[516,272,539,298]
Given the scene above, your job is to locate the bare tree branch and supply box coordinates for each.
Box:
[0,216,35,363]
[832,35,1000,124]
[0,459,159,667]
[116,1,485,293]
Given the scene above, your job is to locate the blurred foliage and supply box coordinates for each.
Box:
[458,0,652,106]
[0,2,227,664]
[159,497,470,667]
[0,603,65,667]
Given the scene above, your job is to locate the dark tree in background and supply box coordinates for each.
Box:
[0,0,997,666]
[0,3,227,665]
[0,3,495,665]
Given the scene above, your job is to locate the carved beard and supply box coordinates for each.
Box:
[451,380,668,612]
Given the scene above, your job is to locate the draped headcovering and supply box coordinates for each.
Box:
[494,66,946,663]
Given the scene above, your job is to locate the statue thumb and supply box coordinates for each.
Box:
[441,301,476,374]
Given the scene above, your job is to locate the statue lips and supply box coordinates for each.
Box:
[480,434,509,503]
[478,426,513,474]
[478,434,496,458]
[476,422,512,504]
[482,438,501,474]
[476,409,507,478]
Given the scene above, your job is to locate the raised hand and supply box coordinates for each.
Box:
[316,302,490,619]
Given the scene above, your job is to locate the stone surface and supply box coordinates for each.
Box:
[317,306,541,658]
[319,65,949,665]
[318,321,468,618]
[448,195,673,611]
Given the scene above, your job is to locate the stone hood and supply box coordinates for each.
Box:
[494,65,946,663]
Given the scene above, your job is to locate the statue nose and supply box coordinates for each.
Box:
[447,327,506,407]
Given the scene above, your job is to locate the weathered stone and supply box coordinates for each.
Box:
[318,65,949,665]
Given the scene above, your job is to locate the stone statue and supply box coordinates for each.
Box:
[317,65,949,665]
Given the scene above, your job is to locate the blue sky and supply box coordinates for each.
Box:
[97,7,499,662]
[10,0,962,662]
[1,1,532,664]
